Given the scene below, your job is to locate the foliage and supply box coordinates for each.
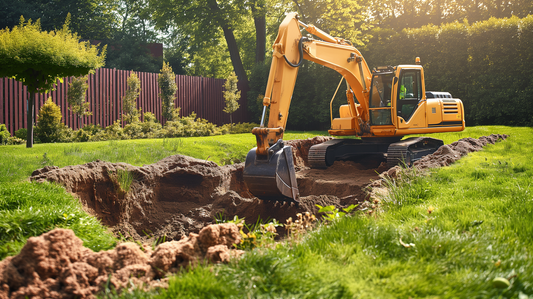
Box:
[67,75,92,119]
[14,128,27,140]
[81,124,103,136]
[362,15,533,127]
[122,72,142,124]
[289,0,373,46]
[222,215,282,250]
[158,62,178,121]
[160,112,219,138]
[223,72,241,129]
[0,124,10,145]
[0,15,106,94]
[0,0,118,40]
[92,120,126,141]
[316,204,358,222]
[35,98,66,143]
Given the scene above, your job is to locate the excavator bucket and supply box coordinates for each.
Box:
[243,140,300,202]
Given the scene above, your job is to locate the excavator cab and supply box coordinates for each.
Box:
[368,67,395,126]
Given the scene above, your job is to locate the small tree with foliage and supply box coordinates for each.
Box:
[122,72,142,124]
[158,62,178,122]
[35,98,65,143]
[67,75,92,126]
[223,72,241,130]
[0,14,106,147]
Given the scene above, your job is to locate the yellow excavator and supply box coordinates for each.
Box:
[243,13,465,202]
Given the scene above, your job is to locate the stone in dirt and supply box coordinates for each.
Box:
[0,224,243,299]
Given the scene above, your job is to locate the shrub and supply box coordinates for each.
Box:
[81,124,103,135]
[6,136,25,145]
[35,98,66,143]
[223,72,241,129]
[92,120,125,141]
[158,62,178,122]
[73,128,92,142]
[140,112,162,137]
[15,128,27,140]
[219,122,258,134]
[122,72,142,124]
[67,75,92,121]
[0,124,11,144]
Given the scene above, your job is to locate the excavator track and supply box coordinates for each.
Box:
[307,137,444,169]
[308,139,391,169]
[308,139,345,168]
[386,137,444,168]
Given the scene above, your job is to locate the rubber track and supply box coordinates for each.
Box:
[308,142,329,169]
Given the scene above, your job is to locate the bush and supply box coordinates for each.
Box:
[35,98,67,143]
[0,124,11,144]
[219,122,258,134]
[14,128,27,140]
[6,136,25,145]
[92,120,126,141]
[140,112,162,137]
[81,124,103,135]
[73,128,92,142]
[160,112,218,138]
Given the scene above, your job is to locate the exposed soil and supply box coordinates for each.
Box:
[0,134,508,298]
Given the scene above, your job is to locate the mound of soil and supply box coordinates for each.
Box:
[10,134,507,297]
[0,223,242,299]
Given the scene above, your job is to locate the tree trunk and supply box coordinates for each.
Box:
[252,2,266,63]
[26,92,35,148]
[207,0,249,89]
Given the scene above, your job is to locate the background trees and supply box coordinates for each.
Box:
[1,0,531,130]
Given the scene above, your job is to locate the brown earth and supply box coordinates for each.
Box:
[0,134,508,298]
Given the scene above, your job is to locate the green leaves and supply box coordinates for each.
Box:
[316,204,358,222]
[0,14,106,93]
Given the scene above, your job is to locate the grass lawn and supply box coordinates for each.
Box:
[1,126,531,298]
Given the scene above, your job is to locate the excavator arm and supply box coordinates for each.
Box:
[244,12,373,202]
[254,12,373,155]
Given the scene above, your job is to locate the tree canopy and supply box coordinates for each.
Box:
[0,14,106,147]
[0,16,106,93]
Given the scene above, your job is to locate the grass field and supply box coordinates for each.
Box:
[1,126,531,298]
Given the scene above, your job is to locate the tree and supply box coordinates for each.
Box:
[35,98,65,143]
[106,0,163,72]
[158,62,178,122]
[0,15,106,147]
[0,0,117,40]
[223,72,241,129]
[122,72,142,124]
[67,75,92,126]
[150,0,251,87]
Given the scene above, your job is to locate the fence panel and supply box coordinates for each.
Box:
[0,68,249,135]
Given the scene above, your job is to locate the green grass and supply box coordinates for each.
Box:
[119,126,531,298]
[1,126,531,298]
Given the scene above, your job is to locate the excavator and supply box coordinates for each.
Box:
[243,13,465,202]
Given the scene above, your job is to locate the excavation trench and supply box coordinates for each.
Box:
[0,134,509,299]
[29,134,508,242]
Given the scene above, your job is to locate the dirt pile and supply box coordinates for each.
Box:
[0,224,242,299]
[384,134,508,179]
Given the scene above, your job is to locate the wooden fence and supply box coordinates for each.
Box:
[0,68,249,135]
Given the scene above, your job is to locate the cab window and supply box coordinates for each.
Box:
[397,70,422,121]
